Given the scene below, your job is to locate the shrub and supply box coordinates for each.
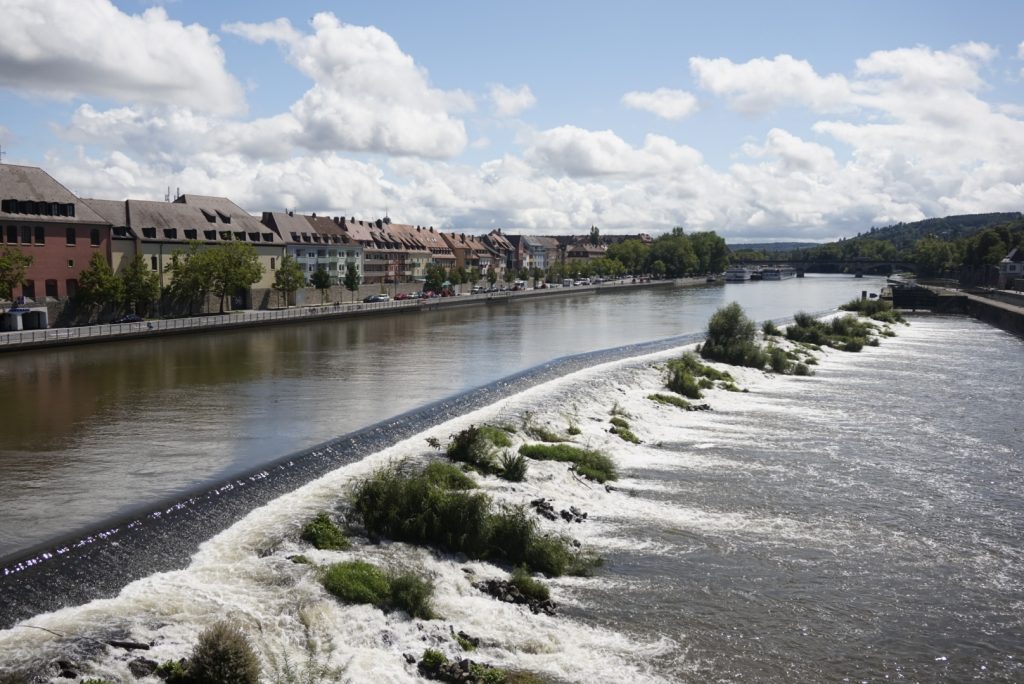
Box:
[612,426,640,444]
[424,461,477,490]
[478,425,513,448]
[300,512,351,551]
[525,423,563,443]
[518,444,618,483]
[456,634,477,651]
[666,366,702,399]
[322,560,391,606]
[155,661,187,683]
[647,393,690,409]
[350,468,596,576]
[699,303,769,368]
[510,567,550,602]
[566,420,581,436]
[388,571,436,619]
[787,312,878,352]
[767,346,792,374]
[793,363,813,376]
[498,452,529,482]
[609,416,630,430]
[188,622,262,684]
[840,297,905,323]
[447,425,499,473]
[420,649,448,670]
[609,402,631,417]
[321,561,436,618]
[718,381,742,392]
[762,320,781,336]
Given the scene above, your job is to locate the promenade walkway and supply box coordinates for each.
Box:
[0,278,681,352]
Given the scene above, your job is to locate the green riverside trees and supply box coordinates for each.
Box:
[0,246,33,307]
[272,254,305,307]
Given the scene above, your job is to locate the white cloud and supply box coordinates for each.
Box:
[1019,41,1024,59]
[621,88,699,120]
[224,13,470,158]
[489,84,536,118]
[526,126,702,177]
[690,54,852,114]
[0,0,245,115]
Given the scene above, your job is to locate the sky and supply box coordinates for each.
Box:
[0,1,1022,242]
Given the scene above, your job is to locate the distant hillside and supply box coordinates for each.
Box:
[849,212,1022,250]
[727,241,820,253]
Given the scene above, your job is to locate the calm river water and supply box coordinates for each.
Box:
[0,276,872,558]
[0,277,1021,683]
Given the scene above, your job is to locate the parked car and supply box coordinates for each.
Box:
[395,292,409,300]
[114,313,144,323]
[363,294,389,303]
[471,286,485,294]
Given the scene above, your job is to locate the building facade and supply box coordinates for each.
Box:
[0,163,111,302]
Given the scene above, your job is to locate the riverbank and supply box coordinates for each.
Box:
[0,278,688,353]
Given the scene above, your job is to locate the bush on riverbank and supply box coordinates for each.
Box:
[300,512,351,551]
[350,467,598,576]
[665,351,744,397]
[446,424,518,475]
[840,297,906,324]
[518,444,618,483]
[321,560,436,619]
[648,393,691,409]
[187,622,262,684]
[424,461,478,490]
[698,303,770,368]
[787,312,878,351]
[608,416,640,444]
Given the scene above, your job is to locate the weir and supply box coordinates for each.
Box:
[0,330,707,630]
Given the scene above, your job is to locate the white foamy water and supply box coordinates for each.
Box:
[3,315,1022,683]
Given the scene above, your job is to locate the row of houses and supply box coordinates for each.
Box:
[0,163,653,314]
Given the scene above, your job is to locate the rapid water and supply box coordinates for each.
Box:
[1,314,1020,682]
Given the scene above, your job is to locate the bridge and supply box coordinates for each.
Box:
[732,258,916,276]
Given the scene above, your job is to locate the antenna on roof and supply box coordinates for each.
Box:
[165,186,171,203]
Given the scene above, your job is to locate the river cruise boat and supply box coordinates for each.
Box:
[724,266,752,282]
[761,266,797,280]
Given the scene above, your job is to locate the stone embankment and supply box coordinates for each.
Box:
[0,278,694,353]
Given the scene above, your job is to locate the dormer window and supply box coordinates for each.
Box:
[201,209,216,223]
[220,231,232,240]
[204,230,216,240]
[163,228,177,239]
[142,227,157,238]
[217,211,231,224]
[262,233,274,242]
[234,231,245,241]
[184,229,198,240]
[248,232,260,241]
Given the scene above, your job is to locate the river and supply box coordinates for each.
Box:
[1,277,1021,682]
[0,275,871,559]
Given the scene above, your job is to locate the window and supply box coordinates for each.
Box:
[4,226,13,243]
[45,279,58,298]
[67,259,74,268]
[270,257,276,270]
[66,279,77,298]
[20,226,31,244]
[184,229,197,240]
[90,228,100,246]
[151,256,158,271]
[142,228,156,239]
[34,226,45,244]
[23,280,35,298]
[66,227,77,245]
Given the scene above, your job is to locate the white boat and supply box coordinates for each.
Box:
[761,266,796,280]
[724,266,752,282]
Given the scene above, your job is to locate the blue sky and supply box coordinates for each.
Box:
[1,0,1022,241]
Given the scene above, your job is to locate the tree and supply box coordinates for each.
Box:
[77,251,123,317]
[273,255,305,307]
[167,242,216,315]
[913,237,955,277]
[503,267,515,286]
[607,239,649,276]
[209,242,264,313]
[0,246,33,308]
[589,225,601,246]
[468,267,481,286]
[344,262,362,302]
[650,260,667,279]
[689,231,729,274]
[449,267,463,293]
[119,254,160,315]
[486,266,498,287]
[310,265,332,303]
